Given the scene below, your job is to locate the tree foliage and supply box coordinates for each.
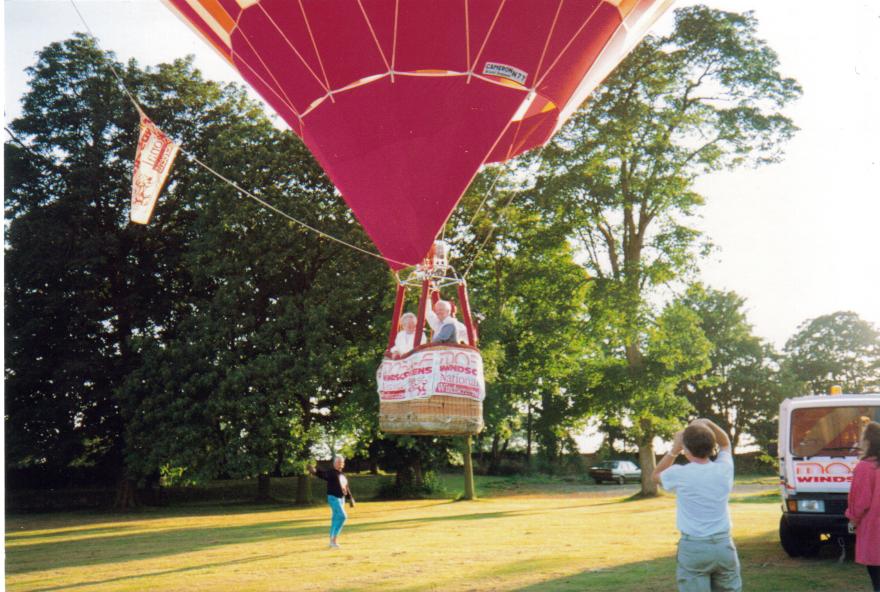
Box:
[528,6,800,494]
[448,171,594,472]
[5,35,208,483]
[676,284,792,452]
[784,311,880,395]
[5,35,389,500]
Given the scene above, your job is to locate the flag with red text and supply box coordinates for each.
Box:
[131,115,179,224]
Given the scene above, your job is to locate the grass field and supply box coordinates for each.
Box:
[6,475,868,592]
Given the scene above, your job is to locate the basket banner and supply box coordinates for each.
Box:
[377,347,485,402]
[131,115,179,224]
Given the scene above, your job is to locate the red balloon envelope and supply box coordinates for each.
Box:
[163,0,672,269]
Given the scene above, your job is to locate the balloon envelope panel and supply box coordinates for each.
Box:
[163,0,671,269]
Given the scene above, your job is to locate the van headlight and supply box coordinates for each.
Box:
[797,499,825,513]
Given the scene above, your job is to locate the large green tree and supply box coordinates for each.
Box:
[6,35,391,503]
[117,73,389,502]
[446,168,594,473]
[531,6,801,494]
[677,284,791,452]
[783,311,880,395]
[4,35,221,490]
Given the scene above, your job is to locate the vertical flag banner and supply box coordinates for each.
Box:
[131,115,179,224]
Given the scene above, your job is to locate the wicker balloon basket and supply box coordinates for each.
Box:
[379,396,484,436]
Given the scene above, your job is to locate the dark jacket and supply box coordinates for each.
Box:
[315,469,347,498]
[432,322,457,344]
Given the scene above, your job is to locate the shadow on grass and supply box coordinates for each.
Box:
[9,501,868,592]
[22,554,283,592]
[504,531,864,592]
[9,501,607,574]
[6,525,139,542]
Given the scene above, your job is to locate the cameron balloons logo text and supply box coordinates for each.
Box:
[483,62,528,85]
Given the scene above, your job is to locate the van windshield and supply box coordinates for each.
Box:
[791,405,880,457]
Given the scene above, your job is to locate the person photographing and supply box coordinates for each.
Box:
[309,455,353,549]
[653,418,742,592]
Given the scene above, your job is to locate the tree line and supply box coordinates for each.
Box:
[6,7,880,503]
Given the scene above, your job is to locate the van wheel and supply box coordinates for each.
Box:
[615,476,625,485]
[779,516,822,558]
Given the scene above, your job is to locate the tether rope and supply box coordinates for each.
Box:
[66,0,408,268]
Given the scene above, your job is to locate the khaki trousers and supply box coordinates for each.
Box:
[676,532,742,592]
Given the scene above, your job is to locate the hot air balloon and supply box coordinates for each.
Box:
[163,0,671,268]
[162,0,672,435]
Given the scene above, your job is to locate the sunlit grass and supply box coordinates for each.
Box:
[6,485,863,592]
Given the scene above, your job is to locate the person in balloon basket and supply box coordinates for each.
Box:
[846,421,880,592]
[309,455,354,549]
[654,418,741,592]
[390,312,426,358]
[427,299,466,344]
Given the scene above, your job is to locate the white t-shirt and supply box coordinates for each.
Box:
[390,330,424,356]
[660,449,734,537]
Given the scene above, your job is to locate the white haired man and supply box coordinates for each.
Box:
[389,312,425,357]
[427,299,467,344]
[309,455,350,548]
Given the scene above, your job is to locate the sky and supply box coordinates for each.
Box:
[4,0,880,350]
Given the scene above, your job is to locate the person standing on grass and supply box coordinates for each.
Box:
[653,418,742,592]
[846,421,880,592]
[309,455,350,549]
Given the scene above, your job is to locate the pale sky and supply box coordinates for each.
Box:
[5,0,880,350]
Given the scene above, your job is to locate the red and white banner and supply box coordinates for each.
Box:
[377,347,485,403]
[131,115,179,224]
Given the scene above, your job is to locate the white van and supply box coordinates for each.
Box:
[778,391,880,557]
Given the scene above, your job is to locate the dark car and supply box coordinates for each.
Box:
[588,460,642,485]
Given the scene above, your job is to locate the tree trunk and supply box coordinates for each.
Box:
[488,433,501,475]
[273,443,285,477]
[638,438,659,497]
[413,456,423,486]
[256,473,271,501]
[526,403,533,465]
[462,436,476,500]
[113,478,139,509]
[296,473,311,504]
[368,440,380,475]
[395,454,425,492]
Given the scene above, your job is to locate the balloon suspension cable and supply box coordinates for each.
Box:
[466,163,508,229]
[180,151,411,267]
[69,0,142,114]
[461,145,548,279]
[65,0,409,270]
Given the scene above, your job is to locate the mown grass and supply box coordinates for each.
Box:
[5,475,864,592]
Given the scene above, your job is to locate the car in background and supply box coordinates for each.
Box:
[588,460,641,484]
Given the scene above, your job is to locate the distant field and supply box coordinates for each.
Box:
[6,475,863,592]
